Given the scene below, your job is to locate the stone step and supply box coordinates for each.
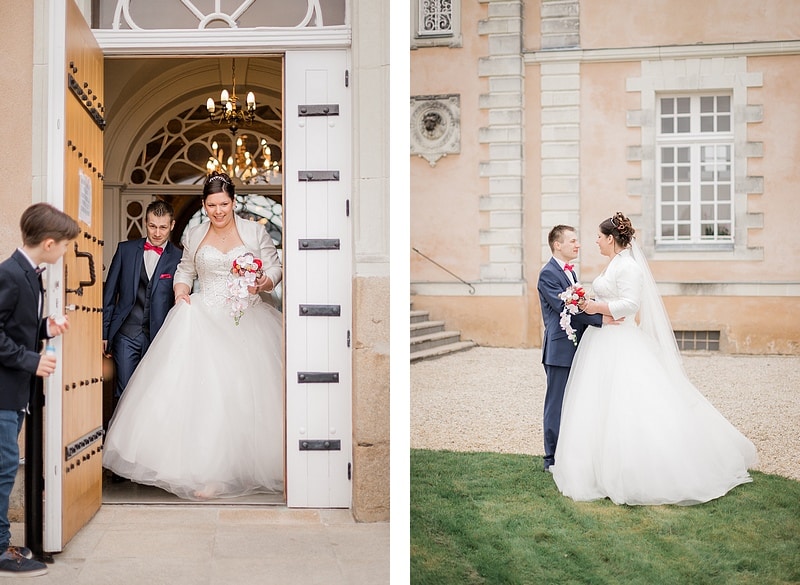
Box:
[410,309,429,324]
[410,330,466,353]
[410,340,477,362]
[410,320,445,337]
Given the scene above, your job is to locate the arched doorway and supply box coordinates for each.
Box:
[101,56,286,504]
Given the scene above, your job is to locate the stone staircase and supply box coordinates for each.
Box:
[410,305,476,362]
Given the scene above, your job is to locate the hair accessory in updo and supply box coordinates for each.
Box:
[207,174,231,185]
[612,212,634,243]
[601,212,635,247]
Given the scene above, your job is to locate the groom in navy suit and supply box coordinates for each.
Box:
[537,225,606,472]
[102,200,182,401]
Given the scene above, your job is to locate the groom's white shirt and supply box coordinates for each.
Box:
[554,257,577,285]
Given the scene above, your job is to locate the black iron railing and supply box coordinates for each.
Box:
[412,248,476,295]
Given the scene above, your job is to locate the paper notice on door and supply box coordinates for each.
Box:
[78,169,92,226]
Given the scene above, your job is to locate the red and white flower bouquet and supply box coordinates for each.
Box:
[226,252,263,325]
[558,283,587,345]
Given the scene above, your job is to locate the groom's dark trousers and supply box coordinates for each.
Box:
[542,364,571,469]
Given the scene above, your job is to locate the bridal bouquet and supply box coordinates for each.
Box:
[558,284,586,345]
[226,252,264,325]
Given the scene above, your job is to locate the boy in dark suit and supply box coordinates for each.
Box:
[102,200,182,402]
[0,203,79,576]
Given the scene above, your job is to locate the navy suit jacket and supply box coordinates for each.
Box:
[0,250,49,410]
[537,257,602,368]
[102,239,182,345]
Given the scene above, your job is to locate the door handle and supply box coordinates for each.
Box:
[66,243,96,296]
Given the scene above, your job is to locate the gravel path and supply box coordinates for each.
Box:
[411,347,800,481]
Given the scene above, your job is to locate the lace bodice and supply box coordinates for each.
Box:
[591,273,614,302]
[195,245,262,309]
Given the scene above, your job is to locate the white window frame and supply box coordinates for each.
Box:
[629,56,763,261]
[656,94,734,246]
[410,0,461,49]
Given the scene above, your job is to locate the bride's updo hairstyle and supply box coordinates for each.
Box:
[599,211,635,248]
[203,171,235,202]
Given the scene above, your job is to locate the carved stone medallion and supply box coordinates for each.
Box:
[410,94,460,166]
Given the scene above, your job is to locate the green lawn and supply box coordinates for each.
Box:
[411,449,800,585]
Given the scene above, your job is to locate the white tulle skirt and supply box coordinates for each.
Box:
[552,323,757,506]
[103,296,284,501]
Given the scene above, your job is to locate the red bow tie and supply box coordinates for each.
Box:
[564,263,574,272]
[144,242,163,255]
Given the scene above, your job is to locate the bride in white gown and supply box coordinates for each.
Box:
[551,212,757,506]
[103,172,284,500]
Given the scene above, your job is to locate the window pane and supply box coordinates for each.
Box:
[655,94,735,246]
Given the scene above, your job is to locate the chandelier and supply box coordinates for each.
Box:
[205,60,255,135]
[206,135,281,185]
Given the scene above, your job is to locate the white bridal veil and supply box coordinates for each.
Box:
[629,238,686,379]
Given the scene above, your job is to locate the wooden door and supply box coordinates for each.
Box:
[43,0,105,551]
[284,50,353,507]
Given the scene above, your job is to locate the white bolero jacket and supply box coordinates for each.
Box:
[595,249,643,321]
[173,214,282,291]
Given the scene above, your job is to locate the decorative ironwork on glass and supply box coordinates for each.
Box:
[128,104,282,186]
[419,0,453,37]
[104,0,338,30]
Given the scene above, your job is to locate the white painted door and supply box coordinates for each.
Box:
[284,50,353,507]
